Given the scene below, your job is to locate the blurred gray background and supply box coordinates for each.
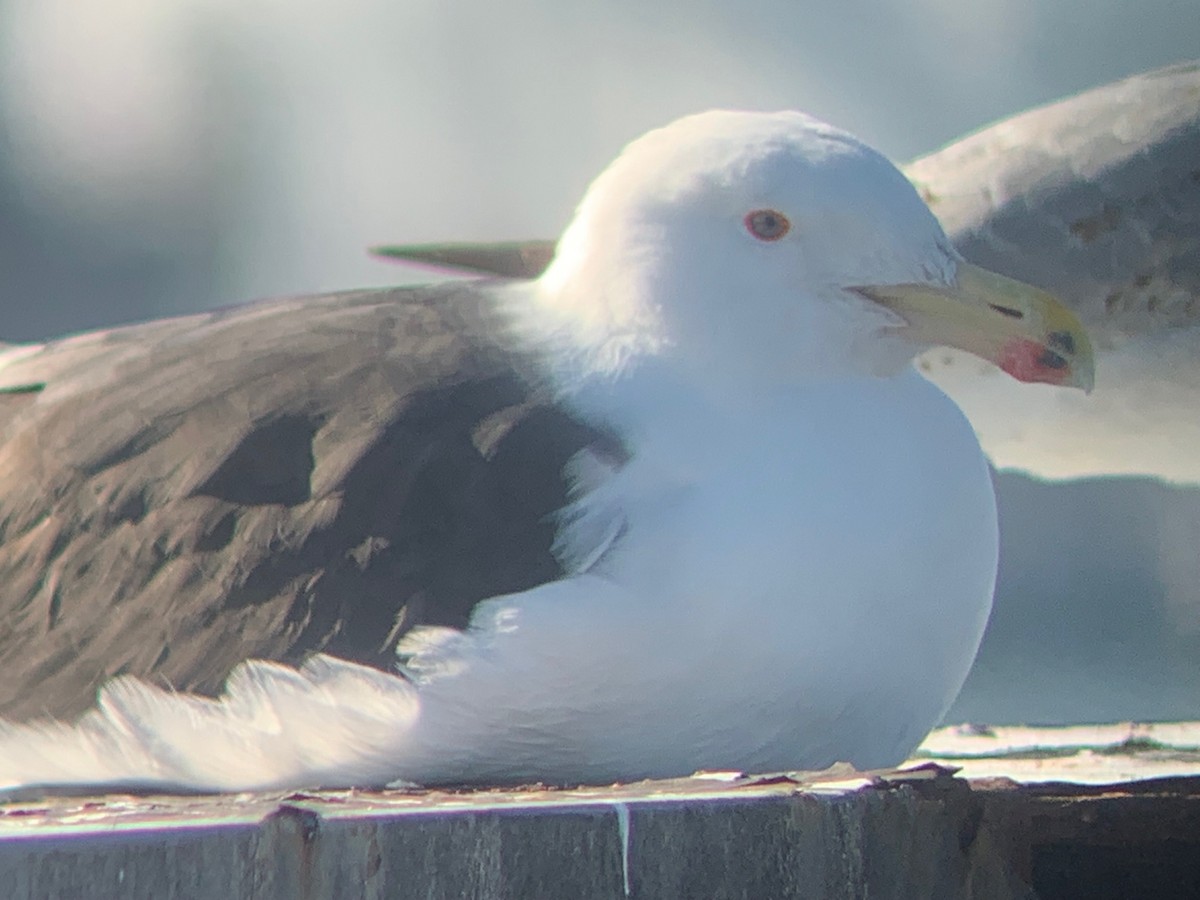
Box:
[1,0,1197,726]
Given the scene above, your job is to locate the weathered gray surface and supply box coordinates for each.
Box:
[0,284,604,719]
[0,770,1034,900]
[6,763,1200,900]
[8,766,1200,900]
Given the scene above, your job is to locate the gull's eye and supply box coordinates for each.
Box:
[744,209,791,241]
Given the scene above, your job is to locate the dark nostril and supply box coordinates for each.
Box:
[1048,330,1076,354]
[988,304,1024,320]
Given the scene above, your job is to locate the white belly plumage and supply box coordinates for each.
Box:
[380,370,998,786]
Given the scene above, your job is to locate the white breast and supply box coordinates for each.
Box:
[392,368,998,785]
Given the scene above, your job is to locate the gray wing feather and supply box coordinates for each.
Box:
[0,285,603,719]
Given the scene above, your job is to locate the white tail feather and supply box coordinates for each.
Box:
[0,655,419,793]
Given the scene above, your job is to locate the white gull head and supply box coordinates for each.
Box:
[531,110,956,388]
[528,109,1091,398]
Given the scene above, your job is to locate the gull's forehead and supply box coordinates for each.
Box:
[596,110,907,212]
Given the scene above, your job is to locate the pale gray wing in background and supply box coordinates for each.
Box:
[909,61,1200,482]
[908,61,1200,725]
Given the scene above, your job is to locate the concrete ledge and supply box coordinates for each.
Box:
[1,769,1027,900]
[4,766,1200,899]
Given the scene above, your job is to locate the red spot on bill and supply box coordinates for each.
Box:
[998,339,1072,386]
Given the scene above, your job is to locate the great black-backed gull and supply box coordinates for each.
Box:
[0,110,1091,793]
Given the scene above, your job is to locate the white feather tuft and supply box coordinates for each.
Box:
[0,655,419,793]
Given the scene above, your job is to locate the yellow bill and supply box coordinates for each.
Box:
[854,262,1094,392]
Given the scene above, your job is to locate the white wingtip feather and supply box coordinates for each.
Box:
[0,655,419,794]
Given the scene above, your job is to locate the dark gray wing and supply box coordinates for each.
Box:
[0,284,607,720]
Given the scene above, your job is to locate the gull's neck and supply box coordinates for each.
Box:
[503,272,921,418]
